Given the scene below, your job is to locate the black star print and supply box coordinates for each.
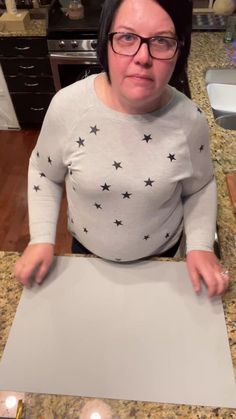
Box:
[199,145,204,152]
[197,107,202,114]
[94,203,102,209]
[70,170,73,175]
[48,156,52,165]
[36,151,40,158]
[114,220,123,226]
[73,186,76,192]
[122,192,132,199]
[165,233,170,239]
[90,125,100,135]
[101,183,111,191]
[83,228,88,233]
[142,134,152,143]
[33,185,40,192]
[40,172,46,178]
[71,218,74,224]
[76,137,85,147]
[144,178,155,187]
[144,235,150,240]
[112,161,122,170]
[167,153,176,162]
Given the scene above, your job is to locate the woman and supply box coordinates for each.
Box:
[14,0,229,296]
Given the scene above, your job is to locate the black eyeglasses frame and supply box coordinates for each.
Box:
[108,32,184,60]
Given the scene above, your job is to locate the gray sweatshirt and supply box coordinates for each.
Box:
[28,74,216,262]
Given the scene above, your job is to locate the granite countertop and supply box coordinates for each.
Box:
[0,18,46,37]
[0,32,236,418]
[0,8,47,37]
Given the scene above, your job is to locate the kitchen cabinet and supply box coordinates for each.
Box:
[0,36,55,125]
[0,64,19,130]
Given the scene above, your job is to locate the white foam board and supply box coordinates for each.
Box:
[0,257,235,407]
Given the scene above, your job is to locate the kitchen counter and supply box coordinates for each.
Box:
[0,32,236,418]
[188,33,236,277]
[0,18,46,36]
[0,9,47,36]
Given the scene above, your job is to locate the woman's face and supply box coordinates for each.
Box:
[107,0,178,113]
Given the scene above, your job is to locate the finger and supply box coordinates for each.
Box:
[14,260,38,287]
[215,272,226,295]
[13,260,21,280]
[217,270,230,295]
[204,276,218,297]
[35,262,49,284]
[221,269,230,287]
[189,269,201,294]
[14,262,29,286]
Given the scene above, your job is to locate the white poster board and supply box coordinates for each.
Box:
[0,257,235,407]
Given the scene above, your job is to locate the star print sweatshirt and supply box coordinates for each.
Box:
[28,73,217,262]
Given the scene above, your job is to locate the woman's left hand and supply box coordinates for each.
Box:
[186,250,230,297]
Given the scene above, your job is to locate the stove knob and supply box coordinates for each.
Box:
[71,40,78,48]
[91,40,97,50]
[59,41,66,49]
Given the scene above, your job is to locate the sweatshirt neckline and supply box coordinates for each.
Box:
[88,73,179,123]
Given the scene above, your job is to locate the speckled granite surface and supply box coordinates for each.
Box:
[0,18,46,37]
[0,32,236,418]
[188,33,236,285]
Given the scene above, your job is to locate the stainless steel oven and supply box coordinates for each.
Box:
[47,38,102,91]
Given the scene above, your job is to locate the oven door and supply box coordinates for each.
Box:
[49,52,102,91]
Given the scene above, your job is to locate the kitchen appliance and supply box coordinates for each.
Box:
[47,0,102,91]
[47,36,101,91]
[47,0,192,97]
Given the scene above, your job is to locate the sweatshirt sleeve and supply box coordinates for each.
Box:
[181,110,217,253]
[28,92,69,245]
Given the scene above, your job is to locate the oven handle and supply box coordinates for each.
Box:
[49,53,98,63]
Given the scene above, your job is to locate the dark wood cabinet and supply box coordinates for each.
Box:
[5,74,54,92]
[0,37,55,125]
[0,37,48,57]
[1,57,52,76]
[11,93,53,124]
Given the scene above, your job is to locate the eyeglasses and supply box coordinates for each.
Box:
[108,32,182,60]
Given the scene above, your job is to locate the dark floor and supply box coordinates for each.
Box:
[0,128,71,254]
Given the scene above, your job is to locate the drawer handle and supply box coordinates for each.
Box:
[14,46,30,51]
[24,82,39,87]
[30,107,45,111]
[19,65,35,69]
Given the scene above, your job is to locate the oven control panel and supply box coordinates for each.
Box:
[47,39,98,52]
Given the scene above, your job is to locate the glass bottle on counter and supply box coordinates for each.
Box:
[68,0,84,20]
[224,15,235,43]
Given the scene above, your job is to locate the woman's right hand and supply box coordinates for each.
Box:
[14,243,54,287]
